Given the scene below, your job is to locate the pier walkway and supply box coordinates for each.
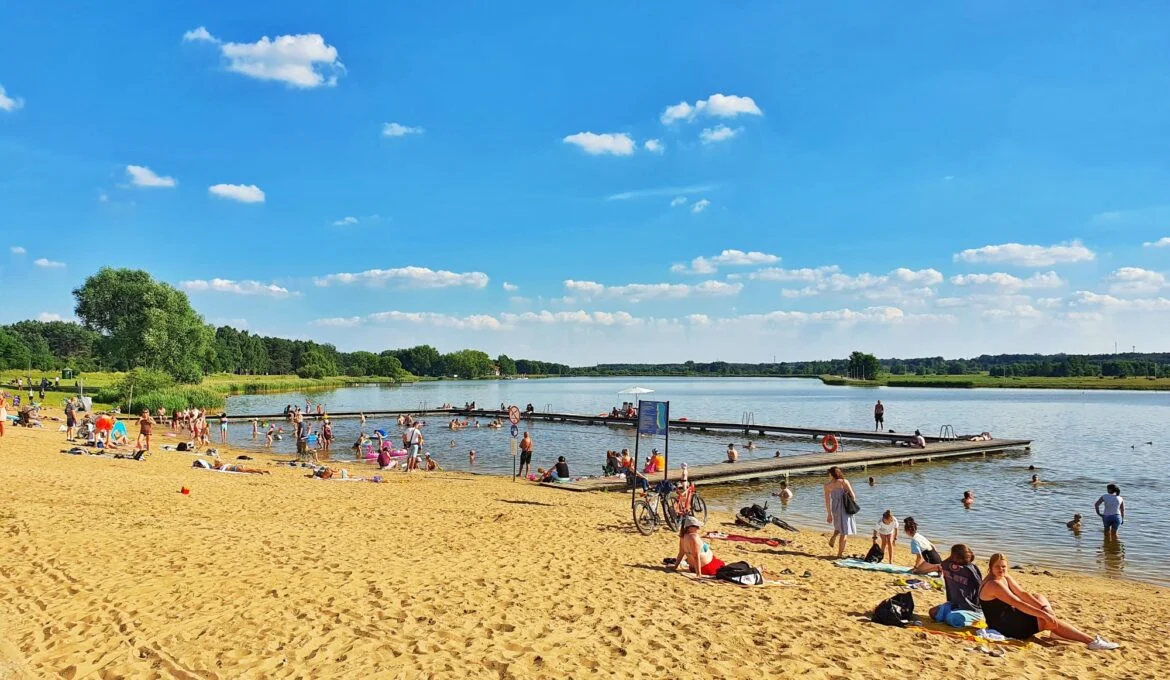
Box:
[547,437,1032,492]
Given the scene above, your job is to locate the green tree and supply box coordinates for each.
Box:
[847,351,881,381]
[441,349,494,378]
[72,268,210,382]
[496,354,517,376]
[394,345,442,377]
[375,351,407,378]
[0,328,32,370]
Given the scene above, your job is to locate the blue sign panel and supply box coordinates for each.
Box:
[637,400,669,436]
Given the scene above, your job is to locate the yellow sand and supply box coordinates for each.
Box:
[0,413,1166,679]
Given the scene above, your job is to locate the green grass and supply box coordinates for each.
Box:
[820,372,1170,390]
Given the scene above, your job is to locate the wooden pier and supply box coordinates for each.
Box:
[545,437,1032,492]
[215,407,976,444]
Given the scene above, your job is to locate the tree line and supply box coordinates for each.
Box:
[1,267,1166,382]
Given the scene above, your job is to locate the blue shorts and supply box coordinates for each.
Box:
[1103,514,1122,531]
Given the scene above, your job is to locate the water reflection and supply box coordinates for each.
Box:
[1099,535,1126,577]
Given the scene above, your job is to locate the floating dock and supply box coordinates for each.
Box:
[546,437,1032,492]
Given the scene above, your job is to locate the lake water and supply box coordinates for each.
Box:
[224,377,1169,586]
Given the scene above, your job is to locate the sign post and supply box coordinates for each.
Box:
[631,399,669,508]
[508,406,522,482]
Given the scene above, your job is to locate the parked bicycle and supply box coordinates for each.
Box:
[632,479,707,536]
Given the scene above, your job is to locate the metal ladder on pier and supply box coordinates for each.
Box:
[938,424,956,441]
[742,411,755,435]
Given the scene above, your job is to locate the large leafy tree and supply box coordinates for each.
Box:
[73,268,211,382]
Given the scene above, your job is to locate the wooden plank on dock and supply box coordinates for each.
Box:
[547,438,1032,492]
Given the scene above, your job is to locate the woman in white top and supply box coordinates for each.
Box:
[872,510,899,563]
[1094,484,1125,537]
[903,516,942,575]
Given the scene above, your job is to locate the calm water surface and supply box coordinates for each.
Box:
[224,377,1170,586]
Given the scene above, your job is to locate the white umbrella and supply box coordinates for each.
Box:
[618,386,655,395]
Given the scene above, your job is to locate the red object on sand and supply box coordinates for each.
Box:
[181,487,190,495]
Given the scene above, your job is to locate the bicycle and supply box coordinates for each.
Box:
[632,479,707,535]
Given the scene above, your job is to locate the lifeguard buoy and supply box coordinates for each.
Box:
[822,434,839,453]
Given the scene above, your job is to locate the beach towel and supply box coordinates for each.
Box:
[704,531,791,547]
[834,558,914,574]
[932,602,985,628]
[911,617,1031,648]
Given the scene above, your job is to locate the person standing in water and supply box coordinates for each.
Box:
[1094,484,1125,537]
[518,431,534,478]
[874,400,884,431]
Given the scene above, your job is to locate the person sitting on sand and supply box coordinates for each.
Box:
[643,448,665,474]
[423,453,440,471]
[726,443,739,463]
[618,449,634,473]
[903,517,942,575]
[1067,514,1082,531]
[979,552,1118,649]
[929,544,984,625]
[667,516,725,577]
[872,510,899,564]
[962,490,975,508]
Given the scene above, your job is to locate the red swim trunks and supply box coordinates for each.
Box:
[701,557,726,577]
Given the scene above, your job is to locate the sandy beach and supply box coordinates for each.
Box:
[0,413,1165,679]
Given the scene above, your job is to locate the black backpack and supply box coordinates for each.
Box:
[872,592,915,627]
[864,542,885,563]
[715,561,763,585]
[740,503,769,523]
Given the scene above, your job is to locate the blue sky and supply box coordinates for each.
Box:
[2,2,1169,364]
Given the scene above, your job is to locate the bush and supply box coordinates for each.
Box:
[297,364,327,379]
[129,387,224,413]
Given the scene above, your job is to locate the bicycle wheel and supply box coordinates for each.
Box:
[632,499,659,535]
[690,494,708,525]
[662,491,682,531]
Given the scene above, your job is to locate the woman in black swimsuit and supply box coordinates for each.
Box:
[979,553,1118,650]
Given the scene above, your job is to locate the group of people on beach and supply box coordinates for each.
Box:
[815,465,1122,649]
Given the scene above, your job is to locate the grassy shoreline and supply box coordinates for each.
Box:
[819,372,1170,390]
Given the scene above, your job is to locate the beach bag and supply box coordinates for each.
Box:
[715,561,763,586]
[864,542,885,563]
[872,592,915,627]
[843,493,860,516]
[177,442,190,452]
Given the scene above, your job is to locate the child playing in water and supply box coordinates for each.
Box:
[1067,513,1082,531]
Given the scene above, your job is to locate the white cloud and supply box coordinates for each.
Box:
[748,265,841,282]
[686,314,711,326]
[369,311,504,331]
[669,196,687,207]
[982,305,1044,320]
[0,85,23,112]
[606,184,715,201]
[643,139,664,154]
[1143,237,1170,248]
[1071,290,1170,311]
[179,278,297,297]
[1106,267,1166,295]
[563,279,741,303]
[332,216,359,226]
[691,198,711,213]
[672,249,779,274]
[699,125,742,144]
[660,94,763,124]
[737,306,922,325]
[34,258,65,268]
[890,268,944,286]
[185,27,345,88]
[502,282,519,292]
[562,132,635,156]
[9,246,25,254]
[182,26,215,42]
[953,240,1095,267]
[382,122,424,137]
[209,183,265,203]
[36,312,64,322]
[313,266,489,289]
[126,164,177,188]
[98,192,109,203]
[313,316,364,328]
[949,271,1065,290]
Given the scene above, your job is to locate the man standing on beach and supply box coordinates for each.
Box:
[64,397,77,440]
[874,400,884,431]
